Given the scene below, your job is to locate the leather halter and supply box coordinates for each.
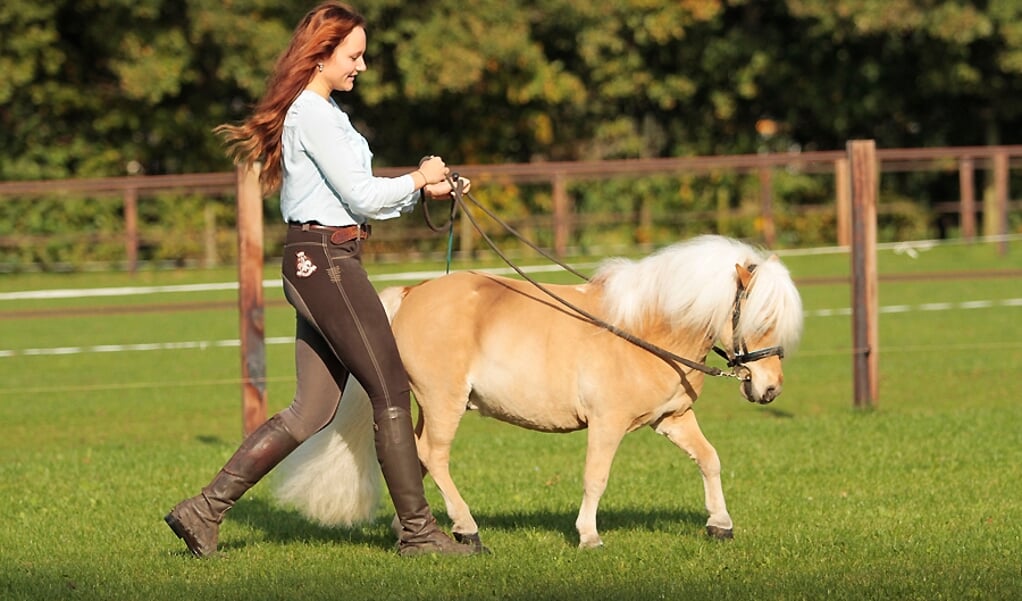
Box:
[711,267,785,370]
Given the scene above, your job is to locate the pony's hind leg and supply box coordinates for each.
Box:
[414,394,488,552]
[653,410,734,539]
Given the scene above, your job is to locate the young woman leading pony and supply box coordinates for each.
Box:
[272,235,804,551]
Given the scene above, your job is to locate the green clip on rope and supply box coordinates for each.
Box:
[419,172,461,275]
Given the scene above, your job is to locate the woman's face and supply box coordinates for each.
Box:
[324,25,367,92]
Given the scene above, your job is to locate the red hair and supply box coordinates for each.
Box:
[216,2,366,194]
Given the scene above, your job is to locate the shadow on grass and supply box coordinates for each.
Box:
[475,505,711,545]
[229,498,710,551]
[226,497,393,552]
[757,406,795,419]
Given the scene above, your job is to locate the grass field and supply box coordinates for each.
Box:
[1,238,1021,600]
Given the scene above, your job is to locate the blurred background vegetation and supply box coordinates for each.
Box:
[1,0,1021,270]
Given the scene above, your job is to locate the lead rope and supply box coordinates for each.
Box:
[422,175,738,381]
[444,202,456,274]
[420,179,460,274]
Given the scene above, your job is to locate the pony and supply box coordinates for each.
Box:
[273,234,803,550]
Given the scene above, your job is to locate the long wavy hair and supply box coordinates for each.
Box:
[215,2,366,194]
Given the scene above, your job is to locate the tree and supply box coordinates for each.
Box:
[3,0,1022,182]
[0,0,301,179]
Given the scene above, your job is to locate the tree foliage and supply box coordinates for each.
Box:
[4,0,1022,182]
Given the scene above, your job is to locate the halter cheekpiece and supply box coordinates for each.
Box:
[711,264,785,371]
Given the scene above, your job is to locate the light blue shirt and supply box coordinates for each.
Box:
[279,90,419,226]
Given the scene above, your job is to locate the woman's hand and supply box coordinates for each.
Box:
[424,176,471,200]
[417,156,448,185]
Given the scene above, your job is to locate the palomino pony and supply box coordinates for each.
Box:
[273,235,803,550]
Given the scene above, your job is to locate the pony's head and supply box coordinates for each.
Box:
[595,235,803,404]
[727,255,803,404]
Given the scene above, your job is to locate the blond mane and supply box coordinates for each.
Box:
[592,235,802,350]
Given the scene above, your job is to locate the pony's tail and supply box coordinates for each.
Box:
[270,285,413,526]
[378,285,411,321]
[272,380,381,526]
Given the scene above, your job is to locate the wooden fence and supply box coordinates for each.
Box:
[4,144,1018,426]
[0,145,1018,272]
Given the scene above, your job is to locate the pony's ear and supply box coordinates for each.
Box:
[736,263,754,290]
[767,254,779,262]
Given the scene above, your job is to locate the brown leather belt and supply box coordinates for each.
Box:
[289,222,371,244]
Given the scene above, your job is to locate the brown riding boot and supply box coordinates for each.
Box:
[164,414,301,558]
[374,406,479,556]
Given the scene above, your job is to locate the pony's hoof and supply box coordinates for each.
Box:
[577,537,605,550]
[454,531,492,554]
[706,525,734,540]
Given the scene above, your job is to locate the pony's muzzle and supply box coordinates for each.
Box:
[757,384,780,404]
[740,379,781,404]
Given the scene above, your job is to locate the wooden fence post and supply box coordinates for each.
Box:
[237,163,267,436]
[637,196,653,246]
[835,158,851,246]
[848,140,879,409]
[204,203,218,268]
[959,157,976,241]
[758,167,775,247]
[123,186,139,274]
[994,150,1009,256]
[458,199,475,259]
[552,172,571,257]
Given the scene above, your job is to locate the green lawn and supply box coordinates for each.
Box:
[1,240,1020,600]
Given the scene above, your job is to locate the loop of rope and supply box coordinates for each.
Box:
[420,185,459,273]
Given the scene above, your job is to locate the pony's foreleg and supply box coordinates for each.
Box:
[414,401,483,548]
[653,410,734,539]
[575,425,627,549]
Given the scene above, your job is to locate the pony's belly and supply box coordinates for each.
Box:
[468,384,586,433]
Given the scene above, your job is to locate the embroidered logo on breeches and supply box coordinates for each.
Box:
[295,251,317,278]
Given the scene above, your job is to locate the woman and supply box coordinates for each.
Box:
[165,2,475,557]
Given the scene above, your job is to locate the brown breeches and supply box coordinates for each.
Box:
[276,227,410,441]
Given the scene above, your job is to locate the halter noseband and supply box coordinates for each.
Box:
[711,267,785,371]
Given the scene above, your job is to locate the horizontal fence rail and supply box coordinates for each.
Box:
[1,145,1018,271]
